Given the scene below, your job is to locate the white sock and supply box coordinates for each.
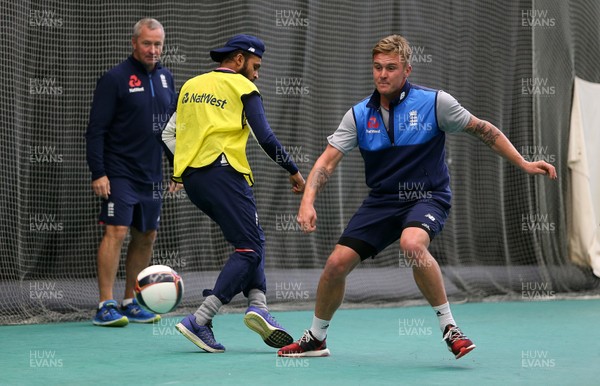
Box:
[309,315,330,341]
[433,302,456,332]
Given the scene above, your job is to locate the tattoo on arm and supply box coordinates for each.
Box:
[465,120,500,147]
[310,167,331,193]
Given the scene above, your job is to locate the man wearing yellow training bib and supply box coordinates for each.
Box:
[162,34,305,353]
[172,67,258,185]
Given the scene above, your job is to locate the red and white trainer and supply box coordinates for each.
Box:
[443,325,476,359]
[277,330,331,357]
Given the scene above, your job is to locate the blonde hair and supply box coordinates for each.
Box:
[372,35,412,65]
[133,18,164,39]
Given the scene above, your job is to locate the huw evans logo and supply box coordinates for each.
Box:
[30,350,63,368]
[399,249,433,269]
[410,46,433,64]
[398,318,432,336]
[152,181,187,200]
[275,213,303,232]
[398,181,432,201]
[521,145,556,163]
[398,110,433,131]
[275,77,309,96]
[276,145,310,164]
[29,213,63,232]
[153,113,171,134]
[160,45,187,64]
[275,10,309,27]
[521,78,555,96]
[275,357,310,367]
[30,281,64,300]
[151,249,186,268]
[275,282,309,300]
[521,350,556,368]
[29,10,63,27]
[29,145,63,163]
[30,78,63,95]
[152,317,180,336]
[521,213,555,232]
[521,281,555,300]
[521,9,556,27]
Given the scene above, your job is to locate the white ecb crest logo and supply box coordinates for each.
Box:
[409,110,419,126]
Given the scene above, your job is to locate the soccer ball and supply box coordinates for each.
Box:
[134,265,184,314]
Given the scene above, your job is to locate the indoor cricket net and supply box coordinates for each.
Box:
[1,0,599,324]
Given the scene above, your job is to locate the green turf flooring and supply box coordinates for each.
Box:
[2,299,599,385]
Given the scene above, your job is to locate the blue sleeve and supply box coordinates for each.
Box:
[167,89,178,117]
[85,73,118,180]
[159,89,178,165]
[242,93,299,175]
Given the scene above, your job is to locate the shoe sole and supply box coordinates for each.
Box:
[175,322,225,353]
[243,312,293,348]
[455,344,476,359]
[277,348,331,358]
[92,316,129,327]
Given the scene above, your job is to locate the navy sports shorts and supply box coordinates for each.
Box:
[98,177,162,232]
[338,193,450,260]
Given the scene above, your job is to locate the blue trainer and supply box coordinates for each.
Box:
[243,306,293,348]
[93,300,129,327]
[175,314,225,353]
[120,298,161,323]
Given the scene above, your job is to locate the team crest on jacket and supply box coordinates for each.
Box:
[160,74,168,88]
[409,110,419,126]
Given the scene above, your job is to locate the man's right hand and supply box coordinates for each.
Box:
[92,176,110,200]
[297,202,317,233]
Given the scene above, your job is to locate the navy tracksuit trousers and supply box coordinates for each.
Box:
[183,165,266,304]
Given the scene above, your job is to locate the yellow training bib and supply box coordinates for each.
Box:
[173,70,259,185]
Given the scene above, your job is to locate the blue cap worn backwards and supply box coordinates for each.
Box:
[210,34,266,62]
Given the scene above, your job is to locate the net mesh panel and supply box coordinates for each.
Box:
[1,0,599,324]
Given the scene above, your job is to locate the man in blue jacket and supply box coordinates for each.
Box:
[278,34,557,359]
[86,18,176,327]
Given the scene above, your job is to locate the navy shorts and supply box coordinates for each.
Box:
[98,177,162,232]
[338,193,450,260]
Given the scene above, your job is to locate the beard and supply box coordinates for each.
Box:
[239,60,255,82]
